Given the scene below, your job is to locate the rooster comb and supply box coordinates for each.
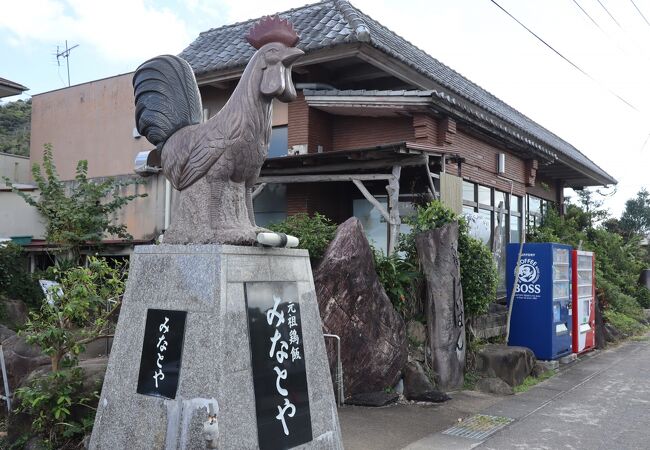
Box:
[245,15,300,49]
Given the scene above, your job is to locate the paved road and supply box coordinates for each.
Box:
[404,335,650,450]
[478,336,650,450]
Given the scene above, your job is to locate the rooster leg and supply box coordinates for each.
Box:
[246,185,257,227]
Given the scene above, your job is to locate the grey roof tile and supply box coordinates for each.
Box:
[179,0,615,184]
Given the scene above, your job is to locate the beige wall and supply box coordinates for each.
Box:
[0,152,31,183]
[30,73,152,181]
[0,189,46,240]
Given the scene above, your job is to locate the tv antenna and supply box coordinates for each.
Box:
[56,40,79,87]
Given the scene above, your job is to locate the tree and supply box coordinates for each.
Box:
[7,144,146,262]
[0,99,31,156]
[619,188,650,238]
[573,188,610,228]
[21,256,126,371]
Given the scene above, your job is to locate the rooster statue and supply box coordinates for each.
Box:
[133,16,303,244]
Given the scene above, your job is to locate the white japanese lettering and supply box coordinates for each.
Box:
[153,369,165,388]
[159,317,170,333]
[289,329,299,346]
[290,346,301,362]
[266,295,285,327]
[275,398,296,436]
[274,366,288,396]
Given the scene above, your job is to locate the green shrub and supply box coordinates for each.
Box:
[0,242,43,307]
[373,249,421,317]
[603,310,646,336]
[268,213,337,260]
[399,200,497,318]
[15,367,99,447]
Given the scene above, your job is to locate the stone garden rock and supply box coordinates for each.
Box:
[531,360,558,377]
[0,324,16,342]
[403,361,434,399]
[476,377,514,396]
[475,344,535,387]
[1,334,50,390]
[603,322,622,343]
[415,223,466,391]
[406,320,426,346]
[3,299,28,327]
[345,391,399,407]
[407,389,450,403]
[314,217,407,396]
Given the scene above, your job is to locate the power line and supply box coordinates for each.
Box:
[596,0,622,29]
[630,0,650,27]
[488,0,640,112]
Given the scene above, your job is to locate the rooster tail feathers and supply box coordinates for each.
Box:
[133,55,202,148]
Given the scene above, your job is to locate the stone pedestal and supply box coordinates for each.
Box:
[89,245,342,450]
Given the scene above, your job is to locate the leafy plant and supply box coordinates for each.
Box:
[268,212,337,260]
[373,249,421,317]
[21,256,126,371]
[0,242,43,307]
[15,367,99,447]
[603,310,647,337]
[6,144,146,263]
[514,370,555,393]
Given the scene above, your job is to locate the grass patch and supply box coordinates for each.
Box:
[463,370,480,390]
[604,310,648,337]
[514,370,555,394]
[630,335,650,342]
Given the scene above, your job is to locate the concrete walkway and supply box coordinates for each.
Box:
[339,334,650,450]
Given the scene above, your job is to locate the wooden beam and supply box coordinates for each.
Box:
[386,165,402,255]
[352,179,390,222]
[262,155,426,176]
[258,174,393,184]
[251,183,267,200]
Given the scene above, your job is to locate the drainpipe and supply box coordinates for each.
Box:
[164,179,171,230]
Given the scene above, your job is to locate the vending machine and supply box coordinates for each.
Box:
[506,242,573,360]
[572,250,596,354]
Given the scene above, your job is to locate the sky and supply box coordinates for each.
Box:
[1,0,649,217]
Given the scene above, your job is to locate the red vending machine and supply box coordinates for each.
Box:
[572,250,596,353]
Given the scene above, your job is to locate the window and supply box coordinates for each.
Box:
[253,184,287,226]
[526,195,555,231]
[353,197,388,252]
[268,126,288,158]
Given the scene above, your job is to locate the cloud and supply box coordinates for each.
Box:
[0,0,192,63]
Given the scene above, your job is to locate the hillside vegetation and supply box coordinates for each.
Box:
[0,99,31,156]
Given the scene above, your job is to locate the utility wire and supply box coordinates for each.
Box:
[630,0,650,27]
[488,0,640,112]
[596,0,623,29]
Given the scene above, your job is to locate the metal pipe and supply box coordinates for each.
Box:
[0,345,11,412]
[164,178,171,230]
[323,334,343,406]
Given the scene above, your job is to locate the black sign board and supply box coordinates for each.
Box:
[136,308,187,399]
[245,282,312,450]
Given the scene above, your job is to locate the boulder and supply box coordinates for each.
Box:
[345,391,399,407]
[0,324,17,342]
[408,390,450,403]
[475,344,535,387]
[2,299,28,327]
[476,377,514,396]
[415,223,466,391]
[314,218,407,396]
[603,322,622,343]
[1,334,50,391]
[531,360,558,378]
[403,361,434,399]
[79,356,108,392]
[406,320,426,346]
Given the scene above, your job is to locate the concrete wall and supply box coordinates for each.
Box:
[30,73,152,181]
[0,189,45,240]
[0,152,31,183]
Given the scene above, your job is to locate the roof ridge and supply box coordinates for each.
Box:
[197,1,332,37]
[333,0,370,42]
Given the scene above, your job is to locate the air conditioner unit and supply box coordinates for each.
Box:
[288,144,308,156]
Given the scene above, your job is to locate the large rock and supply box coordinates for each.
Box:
[475,344,535,387]
[2,299,28,327]
[415,223,466,391]
[1,334,50,391]
[406,320,426,346]
[476,377,514,396]
[403,361,434,398]
[0,324,16,342]
[314,218,407,396]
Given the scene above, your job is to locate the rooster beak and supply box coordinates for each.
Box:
[281,47,304,67]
